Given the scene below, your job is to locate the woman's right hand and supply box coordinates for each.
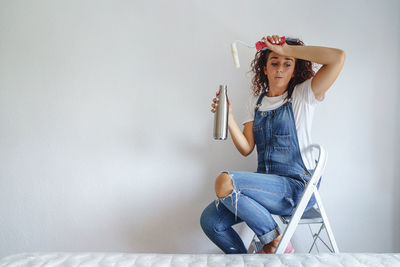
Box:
[210,91,232,114]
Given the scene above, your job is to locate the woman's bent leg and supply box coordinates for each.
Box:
[200,200,247,254]
[216,171,301,247]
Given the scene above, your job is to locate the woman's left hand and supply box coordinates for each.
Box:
[261,35,290,56]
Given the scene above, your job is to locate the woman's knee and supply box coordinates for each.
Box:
[215,172,234,198]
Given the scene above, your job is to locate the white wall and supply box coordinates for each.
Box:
[0,0,399,257]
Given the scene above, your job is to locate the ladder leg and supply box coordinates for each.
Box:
[316,233,334,252]
[314,190,340,253]
[308,224,324,253]
[276,184,320,254]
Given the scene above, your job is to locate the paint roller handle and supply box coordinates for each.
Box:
[256,36,301,51]
[256,36,287,51]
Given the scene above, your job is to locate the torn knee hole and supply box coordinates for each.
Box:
[215,173,234,198]
[216,188,234,198]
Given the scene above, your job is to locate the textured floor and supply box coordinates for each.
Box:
[1,252,400,267]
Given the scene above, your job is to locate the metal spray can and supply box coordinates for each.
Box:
[213,85,229,140]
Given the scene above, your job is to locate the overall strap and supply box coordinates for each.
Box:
[255,92,266,112]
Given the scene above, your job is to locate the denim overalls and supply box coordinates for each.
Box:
[200,92,321,254]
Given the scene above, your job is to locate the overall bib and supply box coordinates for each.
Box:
[200,92,321,254]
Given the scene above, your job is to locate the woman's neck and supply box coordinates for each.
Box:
[266,87,287,97]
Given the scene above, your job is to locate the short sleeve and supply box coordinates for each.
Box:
[242,94,256,125]
[293,77,325,105]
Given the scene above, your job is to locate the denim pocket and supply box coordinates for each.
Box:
[273,134,291,152]
[253,125,265,145]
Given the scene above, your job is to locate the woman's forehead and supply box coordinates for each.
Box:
[268,52,295,61]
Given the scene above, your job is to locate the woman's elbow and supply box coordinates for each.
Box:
[241,152,250,157]
[328,49,345,67]
[239,149,248,157]
[337,49,346,63]
[241,146,254,157]
[243,151,252,157]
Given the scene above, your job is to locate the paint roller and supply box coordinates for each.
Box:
[231,37,298,68]
[231,40,255,68]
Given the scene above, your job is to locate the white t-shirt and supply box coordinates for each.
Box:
[242,77,324,170]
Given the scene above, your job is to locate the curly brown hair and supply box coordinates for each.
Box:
[249,38,315,100]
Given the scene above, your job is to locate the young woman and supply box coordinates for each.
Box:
[200,34,345,254]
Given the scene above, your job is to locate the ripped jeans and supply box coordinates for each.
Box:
[200,170,318,254]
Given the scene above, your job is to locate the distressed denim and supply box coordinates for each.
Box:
[200,94,322,254]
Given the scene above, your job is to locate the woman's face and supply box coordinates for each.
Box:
[264,52,296,88]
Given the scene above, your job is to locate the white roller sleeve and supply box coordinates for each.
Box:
[231,42,240,68]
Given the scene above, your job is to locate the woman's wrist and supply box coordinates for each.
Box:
[228,112,236,128]
[282,44,294,58]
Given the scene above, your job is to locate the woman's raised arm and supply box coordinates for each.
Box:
[286,45,346,100]
[262,35,346,100]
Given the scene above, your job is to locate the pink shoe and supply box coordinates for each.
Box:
[256,241,295,254]
[284,241,295,254]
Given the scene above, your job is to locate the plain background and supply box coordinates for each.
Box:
[0,0,399,258]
